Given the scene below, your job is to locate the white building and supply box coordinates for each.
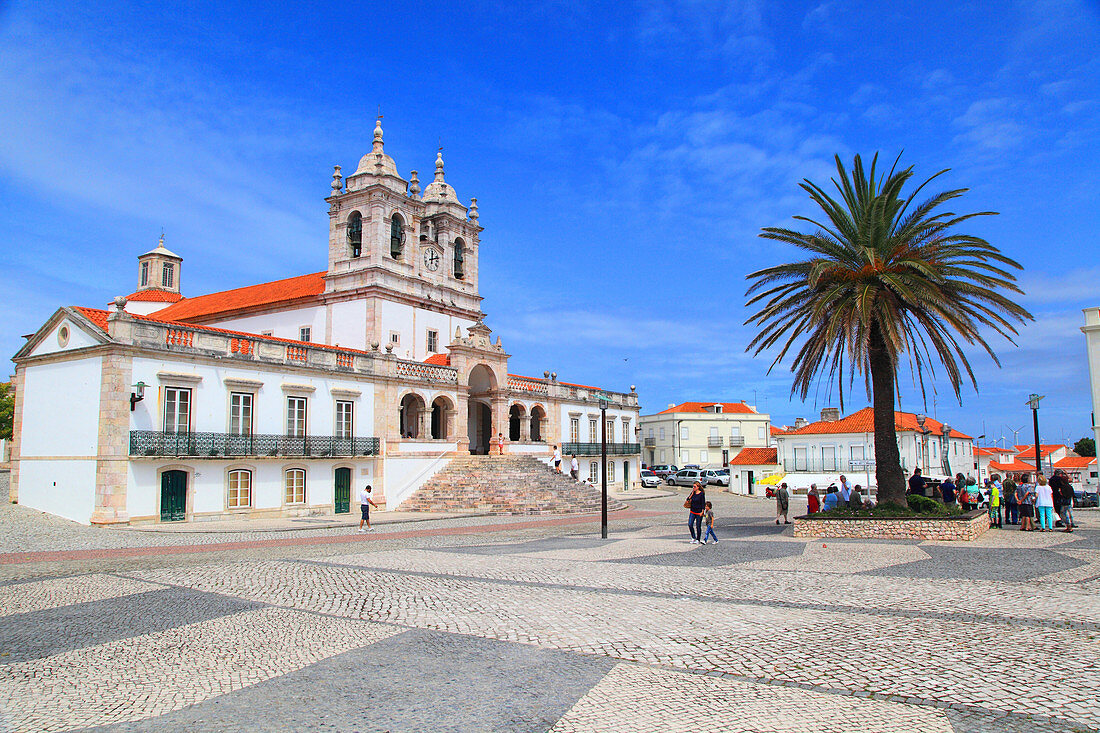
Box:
[1083,307,1100,452]
[639,401,771,469]
[775,407,974,487]
[9,121,640,525]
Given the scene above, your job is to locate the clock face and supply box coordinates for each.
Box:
[424,248,441,271]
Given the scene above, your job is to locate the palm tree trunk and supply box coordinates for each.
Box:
[869,323,906,506]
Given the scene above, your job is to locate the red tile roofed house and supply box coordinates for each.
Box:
[988,459,1041,476]
[727,447,782,495]
[974,446,1018,482]
[1013,444,1070,474]
[775,406,975,482]
[1052,456,1098,485]
[639,401,772,487]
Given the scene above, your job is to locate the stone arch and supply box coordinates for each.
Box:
[430,395,455,440]
[398,391,428,438]
[346,210,363,258]
[508,403,527,442]
[453,237,466,279]
[467,363,498,394]
[529,404,547,443]
[390,211,406,260]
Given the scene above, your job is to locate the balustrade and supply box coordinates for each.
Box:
[130,430,380,458]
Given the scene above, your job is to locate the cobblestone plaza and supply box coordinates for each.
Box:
[1,481,1097,732]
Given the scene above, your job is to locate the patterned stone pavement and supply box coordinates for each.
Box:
[0,489,1097,732]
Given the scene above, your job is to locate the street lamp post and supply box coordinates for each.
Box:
[599,393,610,540]
[1028,394,1044,481]
[916,414,928,474]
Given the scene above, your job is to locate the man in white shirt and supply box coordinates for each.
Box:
[838,475,852,503]
[358,485,378,533]
[570,455,579,480]
[553,445,562,472]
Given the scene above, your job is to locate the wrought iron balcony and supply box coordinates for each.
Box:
[562,442,641,456]
[707,436,724,447]
[728,435,746,447]
[643,437,656,447]
[130,430,380,458]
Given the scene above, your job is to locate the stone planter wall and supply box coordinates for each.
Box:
[793,510,990,541]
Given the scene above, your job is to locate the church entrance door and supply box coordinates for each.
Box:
[334,467,351,513]
[160,470,187,522]
[468,401,492,454]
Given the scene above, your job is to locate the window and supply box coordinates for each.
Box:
[299,327,311,342]
[710,427,718,438]
[623,418,631,441]
[389,332,400,346]
[589,418,597,442]
[851,445,865,461]
[730,425,741,436]
[162,263,174,288]
[140,261,149,286]
[589,461,599,482]
[700,450,709,464]
[163,387,191,433]
[228,469,251,508]
[570,418,579,443]
[822,446,837,471]
[680,450,690,463]
[606,420,615,442]
[659,449,666,461]
[286,397,307,437]
[230,393,253,436]
[427,329,438,353]
[260,330,273,337]
[608,461,615,482]
[285,469,306,504]
[794,447,808,471]
[647,428,654,439]
[680,425,689,441]
[659,427,666,441]
[390,213,405,259]
[758,426,766,440]
[335,400,353,439]
[347,211,363,257]
[453,238,465,279]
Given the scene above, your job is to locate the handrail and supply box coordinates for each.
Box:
[130,430,381,458]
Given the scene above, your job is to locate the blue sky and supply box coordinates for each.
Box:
[1,0,1098,447]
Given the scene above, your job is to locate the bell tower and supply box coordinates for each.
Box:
[135,233,182,296]
[322,118,484,319]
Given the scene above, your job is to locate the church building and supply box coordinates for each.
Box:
[9,120,641,524]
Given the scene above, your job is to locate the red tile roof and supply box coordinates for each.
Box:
[153,272,326,322]
[988,459,1041,474]
[71,306,369,357]
[125,289,184,303]
[1014,445,1066,460]
[782,406,972,439]
[657,401,757,415]
[975,446,1015,456]
[1053,456,1096,469]
[423,354,450,366]
[729,447,779,465]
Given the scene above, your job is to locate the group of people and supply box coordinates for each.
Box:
[685,482,718,544]
[805,475,871,515]
[926,469,1077,532]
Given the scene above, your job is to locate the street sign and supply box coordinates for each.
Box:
[849,459,875,468]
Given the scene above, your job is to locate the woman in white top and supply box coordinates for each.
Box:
[1033,474,1055,532]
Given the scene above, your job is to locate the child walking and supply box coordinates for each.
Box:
[702,501,718,544]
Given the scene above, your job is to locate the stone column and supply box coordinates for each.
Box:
[90,351,132,524]
[444,408,457,442]
[491,396,508,451]
[519,412,530,442]
[418,406,429,440]
[455,393,471,454]
[8,367,25,504]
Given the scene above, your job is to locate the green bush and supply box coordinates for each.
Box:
[813,498,963,519]
[907,495,943,514]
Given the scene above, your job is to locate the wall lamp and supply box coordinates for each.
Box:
[130,381,147,411]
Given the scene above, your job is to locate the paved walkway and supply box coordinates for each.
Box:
[0,490,1096,732]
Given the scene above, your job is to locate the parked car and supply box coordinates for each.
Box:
[700,469,729,487]
[651,464,679,478]
[667,469,706,487]
[1073,488,1099,508]
[682,464,702,470]
[639,469,662,489]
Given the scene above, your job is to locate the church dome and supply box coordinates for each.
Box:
[354,118,400,178]
[422,150,460,203]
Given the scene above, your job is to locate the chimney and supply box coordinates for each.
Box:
[794,417,808,429]
[820,407,841,422]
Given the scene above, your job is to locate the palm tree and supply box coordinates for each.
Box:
[745,153,1032,507]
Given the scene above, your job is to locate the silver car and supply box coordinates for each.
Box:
[667,469,706,487]
[701,468,729,487]
[639,469,662,488]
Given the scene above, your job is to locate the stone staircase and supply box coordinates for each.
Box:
[398,454,628,515]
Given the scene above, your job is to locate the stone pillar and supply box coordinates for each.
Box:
[491,396,508,451]
[418,406,429,440]
[455,393,471,454]
[90,351,132,524]
[519,412,530,442]
[444,408,457,441]
[8,367,25,504]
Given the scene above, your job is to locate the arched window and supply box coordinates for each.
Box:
[228,469,252,508]
[285,468,306,504]
[347,211,363,258]
[390,213,404,259]
[453,238,465,279]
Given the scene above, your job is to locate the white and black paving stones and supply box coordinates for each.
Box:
[0,492,1097,732]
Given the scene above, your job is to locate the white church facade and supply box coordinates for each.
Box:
[9,120,641,525]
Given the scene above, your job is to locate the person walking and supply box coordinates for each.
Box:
[686,482,706,543]
[775,482,791,524]
[553,445,562,472]
[358,484,378,533]
[1051,469,1075,532]
[1034,474,1055,532]
[1003,473,1018,525]
[1016,474,1035,532]
[569,454,579,480]
[807,485,820,514]
[702,501,718,544]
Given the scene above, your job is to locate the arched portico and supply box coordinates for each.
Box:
[530,404,547,442]
[430,395,455,439]
[399,392,427,438]
[508,403,527,441]
[467,364,498,454]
